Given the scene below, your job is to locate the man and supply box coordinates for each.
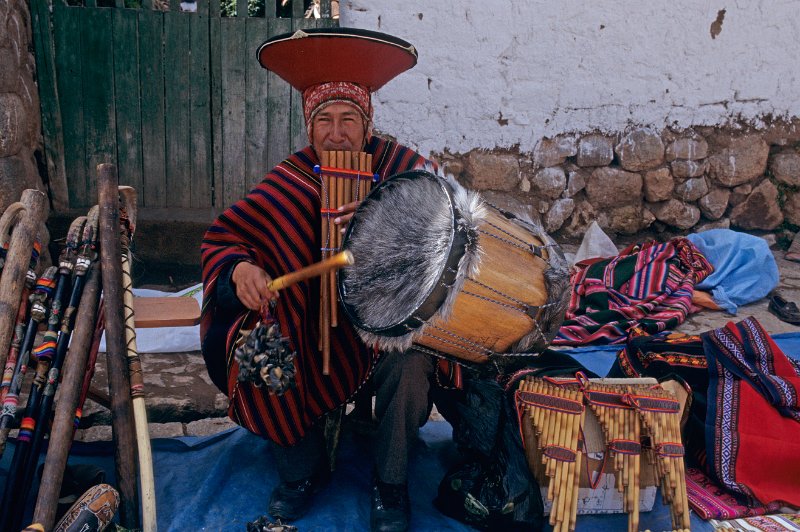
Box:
[200,28,441,532]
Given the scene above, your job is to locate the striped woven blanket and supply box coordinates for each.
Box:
[554,237,713,346]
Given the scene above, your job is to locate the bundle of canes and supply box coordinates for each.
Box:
[0,267,57,457]
[118,185,158,532]
[0,234,42,404]
[0,202,42,447]
[0,190,47,399]
[97,163,139,530]
[32,206,101,530]
[0,214,85,532]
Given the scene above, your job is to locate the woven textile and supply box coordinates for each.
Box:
[554,238,713,346]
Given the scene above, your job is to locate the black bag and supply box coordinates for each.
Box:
[433,378,544,531]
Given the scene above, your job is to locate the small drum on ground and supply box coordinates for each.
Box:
[338,170,570,367]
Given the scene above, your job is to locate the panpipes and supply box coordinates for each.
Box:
[315,150,377,374]
[516,376,691,532]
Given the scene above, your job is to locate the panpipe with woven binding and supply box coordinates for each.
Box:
[315,151,377,374]
[516,376,690,532]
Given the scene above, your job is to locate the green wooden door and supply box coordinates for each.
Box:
[30,0,335,218]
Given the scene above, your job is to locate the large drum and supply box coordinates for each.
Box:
[338,170,570,366]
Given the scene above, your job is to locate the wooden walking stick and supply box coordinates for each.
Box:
[98,163,140,530]
[0,213,82,532]
[32,207,100,530]
[119,185,158,532]
[0,189,47,383]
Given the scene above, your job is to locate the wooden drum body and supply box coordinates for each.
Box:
[339,170,570,366]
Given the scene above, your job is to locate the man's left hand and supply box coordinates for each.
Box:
[334,201,359,233]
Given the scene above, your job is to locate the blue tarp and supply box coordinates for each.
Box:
[5,332,800,531]
[687,229,779,314]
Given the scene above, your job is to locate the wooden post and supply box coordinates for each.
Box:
[98,163,140,529]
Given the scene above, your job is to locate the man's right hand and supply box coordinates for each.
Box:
[231,262,279,310]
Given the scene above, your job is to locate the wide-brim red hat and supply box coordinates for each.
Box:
[257,27,418,92]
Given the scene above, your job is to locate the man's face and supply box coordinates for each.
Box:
[311,103,366,155]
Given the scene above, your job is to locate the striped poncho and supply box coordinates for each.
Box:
[201,137,428,446]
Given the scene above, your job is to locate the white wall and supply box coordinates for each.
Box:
[341,0,800,156]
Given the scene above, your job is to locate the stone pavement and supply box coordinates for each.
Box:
[64,244,800,443]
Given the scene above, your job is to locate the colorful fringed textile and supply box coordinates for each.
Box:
[685,467,783,520]
[554,238,713,346]
[201,137,432,446]
[710,512,800,531]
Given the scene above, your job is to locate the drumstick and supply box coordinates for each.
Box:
[270,251,353,375]
[268,251,354,292]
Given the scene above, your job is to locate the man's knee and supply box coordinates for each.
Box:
[374,350,434,389]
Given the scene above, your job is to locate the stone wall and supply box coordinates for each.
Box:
[434,119,800,242]
[0,0,46,213]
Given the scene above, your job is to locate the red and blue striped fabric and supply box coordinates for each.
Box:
[554,238,713,346]
[200,137,430,446]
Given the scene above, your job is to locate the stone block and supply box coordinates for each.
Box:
[598,204,651,235]
[532,166,566,199]
[533,135,577,168]
[643,167,673,202]
[666,136,708,161]
[707,135,769,187]
[674,177,709,202]
[576,135,614,167]
[544,198,574,233]
[730,180,783,230]
[671,159,706,178]
[698,187,730,220]
[586,167,642,208]
[464,151,519,191]
[564,165,588,197]
[615,128,665,171]
[770,151,800,188]
[648,199,701,229]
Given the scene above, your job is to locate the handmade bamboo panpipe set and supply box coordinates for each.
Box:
[0,165,157,532]
[516,376,691,532]
[315,150,377,374]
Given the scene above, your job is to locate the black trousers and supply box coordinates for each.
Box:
[272,350,435,484]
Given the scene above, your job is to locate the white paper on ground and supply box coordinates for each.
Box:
[99,283,203,353]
